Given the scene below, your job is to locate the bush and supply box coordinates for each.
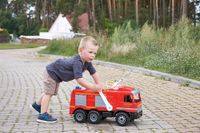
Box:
[0,28,10,43]
[103,18,200,80]
[109,21,138,56]
[40,38,80,56]
[103,18,118,36]
[144,48,200,80]
[143,18,200,80]
[40,27,48,32]
[135,23,162,56]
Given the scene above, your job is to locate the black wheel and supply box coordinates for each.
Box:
[74,109,87,123]
[87,110,102,124]
[116,112,130,126]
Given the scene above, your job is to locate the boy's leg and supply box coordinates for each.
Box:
[30,93,44,113]
[36,93,45,105]
[36,70,59,123]
[37,93,57,123]
[40,94,52,113]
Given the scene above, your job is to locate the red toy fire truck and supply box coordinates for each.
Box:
[69,84,142,126]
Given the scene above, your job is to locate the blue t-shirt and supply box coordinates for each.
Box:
[46,55,96,82]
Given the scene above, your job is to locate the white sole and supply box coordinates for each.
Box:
[37,119,57,123]
[30,104,35,111]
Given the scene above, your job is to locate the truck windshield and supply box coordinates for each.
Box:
[124,95,132,103]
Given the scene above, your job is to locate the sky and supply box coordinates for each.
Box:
[7,0,12,4]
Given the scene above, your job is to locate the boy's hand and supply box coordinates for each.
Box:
[95,83,104,92]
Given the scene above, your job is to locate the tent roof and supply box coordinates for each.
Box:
[49,14,72,33]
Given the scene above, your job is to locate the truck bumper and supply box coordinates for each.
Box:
[129,110,143,119]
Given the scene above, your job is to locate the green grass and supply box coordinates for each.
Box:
[39,38,80,56]
[0,43,44,49]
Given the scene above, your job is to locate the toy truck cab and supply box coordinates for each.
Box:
[69,86,142,126]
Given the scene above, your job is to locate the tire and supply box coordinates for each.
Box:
[74,109,87,123]
[116,112,130,126]
[87,110,102,124]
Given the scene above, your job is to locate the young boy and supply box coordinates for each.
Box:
[31,36,103,123]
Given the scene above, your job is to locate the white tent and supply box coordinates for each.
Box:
[49,14,72,33]
[39,13,75,39]
[20,13,76,42]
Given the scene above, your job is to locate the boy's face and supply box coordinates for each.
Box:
[80,42,98,63]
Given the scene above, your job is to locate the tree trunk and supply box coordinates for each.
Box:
[42,0,47,28]
[87,0,92,30]
[135,0,139,26]
[162,0,166,26]
[46,1,52,29]
[92,0,96,32]
[100,0,104,12]
[156,0,159,26]
[149,0,153,22]
[107,0,112,21]
[124,0,127,17]
[182,0,188,17]
[193,0,196,26]
[36,0,42,26]
[172,0,175,25]
[113,0,116,20]
[118,0,121,19]
[153,0,156,26]
[177,0,181,18]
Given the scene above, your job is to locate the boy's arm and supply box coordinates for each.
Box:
[76,77,101,92]
[91,72,104,90]
[91,72,100,84]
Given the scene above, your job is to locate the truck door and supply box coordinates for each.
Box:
[117,93,133,110]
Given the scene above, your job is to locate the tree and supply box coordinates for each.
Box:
[182,0,188,17]
[113,0,116,20]
[156,0,159,26]
[35,0,42,26]
[0,10,17,34]
[172,0,175,24]
[0,0,8,10]
[5,0,41,36]
[0,0,197,36]
[149,0,153,22]
[107,0,112,21]
[162,0,166,26]
[135,0,139,26]
[92,0,96,32]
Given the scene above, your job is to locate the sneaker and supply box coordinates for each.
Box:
[30,102,41,113]
[37,112,57,123]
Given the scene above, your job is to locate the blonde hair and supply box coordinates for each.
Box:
[78,36,98,51]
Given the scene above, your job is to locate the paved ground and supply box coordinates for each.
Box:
[0,47,199,133]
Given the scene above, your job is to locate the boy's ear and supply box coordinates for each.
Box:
[79,47,83,53]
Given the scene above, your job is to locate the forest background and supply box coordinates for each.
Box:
[0,0,200,81]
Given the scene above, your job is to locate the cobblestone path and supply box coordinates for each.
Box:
[0,47,199,133]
